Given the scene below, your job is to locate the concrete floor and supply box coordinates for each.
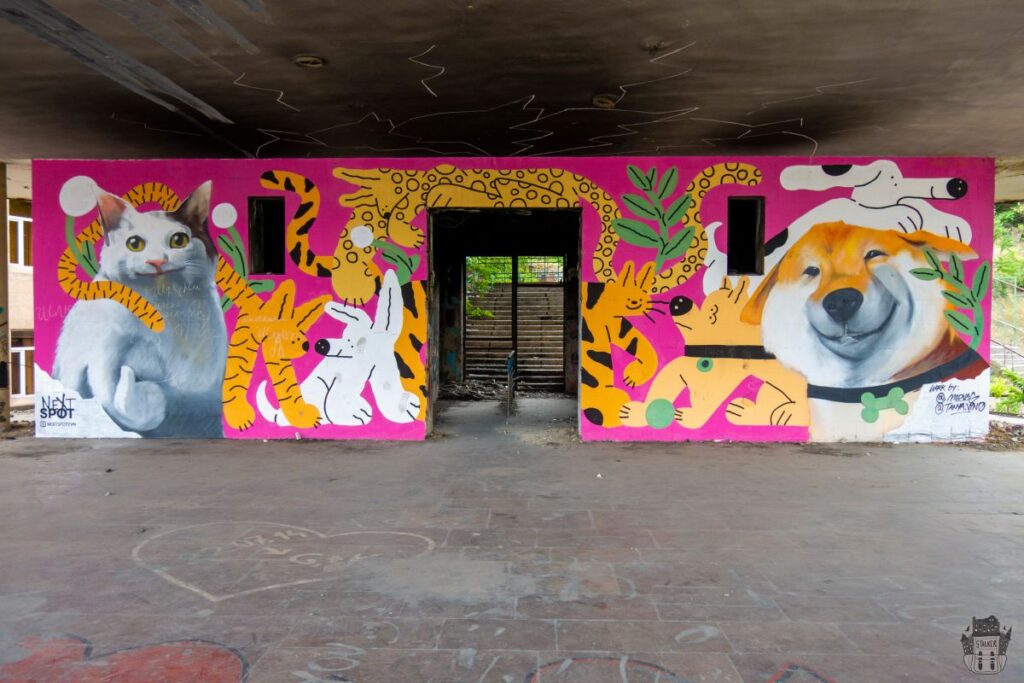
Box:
[0,398,1022,682]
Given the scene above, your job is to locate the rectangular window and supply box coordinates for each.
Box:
[727,196,765,275]
[10,330,33,397]
[7,213,32,267]
[248,196,286,275]
[518,255,564,284]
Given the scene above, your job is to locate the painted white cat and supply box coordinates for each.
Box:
[257,270,421,426]
[53,181,227,437]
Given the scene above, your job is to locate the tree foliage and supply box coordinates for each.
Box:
[994,201,1024,292]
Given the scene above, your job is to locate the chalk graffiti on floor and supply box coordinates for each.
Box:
[290,642,363,682]
[767,661,836,683]
[0,635,247,682]
[526,656,691,682]
[131,521,435,602]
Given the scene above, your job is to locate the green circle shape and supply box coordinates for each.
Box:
[646,399,675,429]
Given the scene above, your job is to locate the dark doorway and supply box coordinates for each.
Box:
[428,209,581,422]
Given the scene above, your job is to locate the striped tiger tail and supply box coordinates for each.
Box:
[258,170,335,278]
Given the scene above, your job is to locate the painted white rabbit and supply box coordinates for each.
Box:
[257,270,421,426]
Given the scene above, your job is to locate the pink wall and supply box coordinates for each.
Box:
[33,156,994,442]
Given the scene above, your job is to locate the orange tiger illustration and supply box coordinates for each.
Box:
[217,261,331,431]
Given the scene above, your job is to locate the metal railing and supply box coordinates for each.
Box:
[992,276,1024,369]
[506,350,517,419]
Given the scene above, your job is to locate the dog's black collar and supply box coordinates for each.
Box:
[806,348,985,403]
[683,345,776,360]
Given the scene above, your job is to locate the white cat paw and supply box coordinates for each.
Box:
[110,366,166,432]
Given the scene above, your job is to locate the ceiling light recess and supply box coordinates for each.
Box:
[293,54,326,68]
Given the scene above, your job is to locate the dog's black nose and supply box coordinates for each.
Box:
[314,339,330,355]
[822,288,864,323]
[947,178,968,199]
[670,296,694,316]
[301,341,309,352]
[822,164,852,176]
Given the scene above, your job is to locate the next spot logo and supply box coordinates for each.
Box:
[38,393,75,421]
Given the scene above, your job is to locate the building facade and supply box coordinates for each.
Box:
[32,156,994,442]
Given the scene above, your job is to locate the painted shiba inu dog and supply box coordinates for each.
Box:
[741,221,988,441]
[620,277,808,430]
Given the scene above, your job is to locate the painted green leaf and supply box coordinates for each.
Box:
[249,279,276,293]
[381,249,412,272]
[942,291,973,308]
[910,268,940,281]
[627,165,651,191]
[392,254,422,285]
[655,167,678,201]
[924,249,942,272]
[944,309,974,335]
[660,226,695,260]
[217,234,248,277]
[647,167,657,188]
[622,194,660,221]
[612,218,661,247]
[81,242,98,274]
[971,261,991,300]
[217,234,242,259]
[217,236,238,265]
[65,215,99,277]
[663,194,693,226]
[949,253,964,283]
[381,248,415,282]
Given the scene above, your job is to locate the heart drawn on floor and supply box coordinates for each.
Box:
[131,521,435,602]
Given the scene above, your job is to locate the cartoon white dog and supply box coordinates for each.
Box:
[701,160,972,295]
[257,270,421,426]
[781,160,971,242]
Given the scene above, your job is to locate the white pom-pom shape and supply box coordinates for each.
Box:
[211,202,238,229]
[59,175,100,217]
[350,225,374,248]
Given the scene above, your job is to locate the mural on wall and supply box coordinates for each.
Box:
[35,163,430,440]
[33,156,993,442]
[620,276,809,431]
[256,270,422,426]
[52,178,226,438]
[579,162,763,429]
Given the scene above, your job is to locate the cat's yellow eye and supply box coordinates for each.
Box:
[169,232,190,249]
[126,235,146,252]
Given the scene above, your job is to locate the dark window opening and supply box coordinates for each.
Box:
[248,196,285,275]
[727,196,765,275]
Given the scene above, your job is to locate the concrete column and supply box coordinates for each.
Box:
[0,163,9,430]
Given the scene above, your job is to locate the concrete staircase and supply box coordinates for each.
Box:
[465,284,565,391]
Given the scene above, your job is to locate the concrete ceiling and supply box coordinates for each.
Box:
[1,0,1024,162]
